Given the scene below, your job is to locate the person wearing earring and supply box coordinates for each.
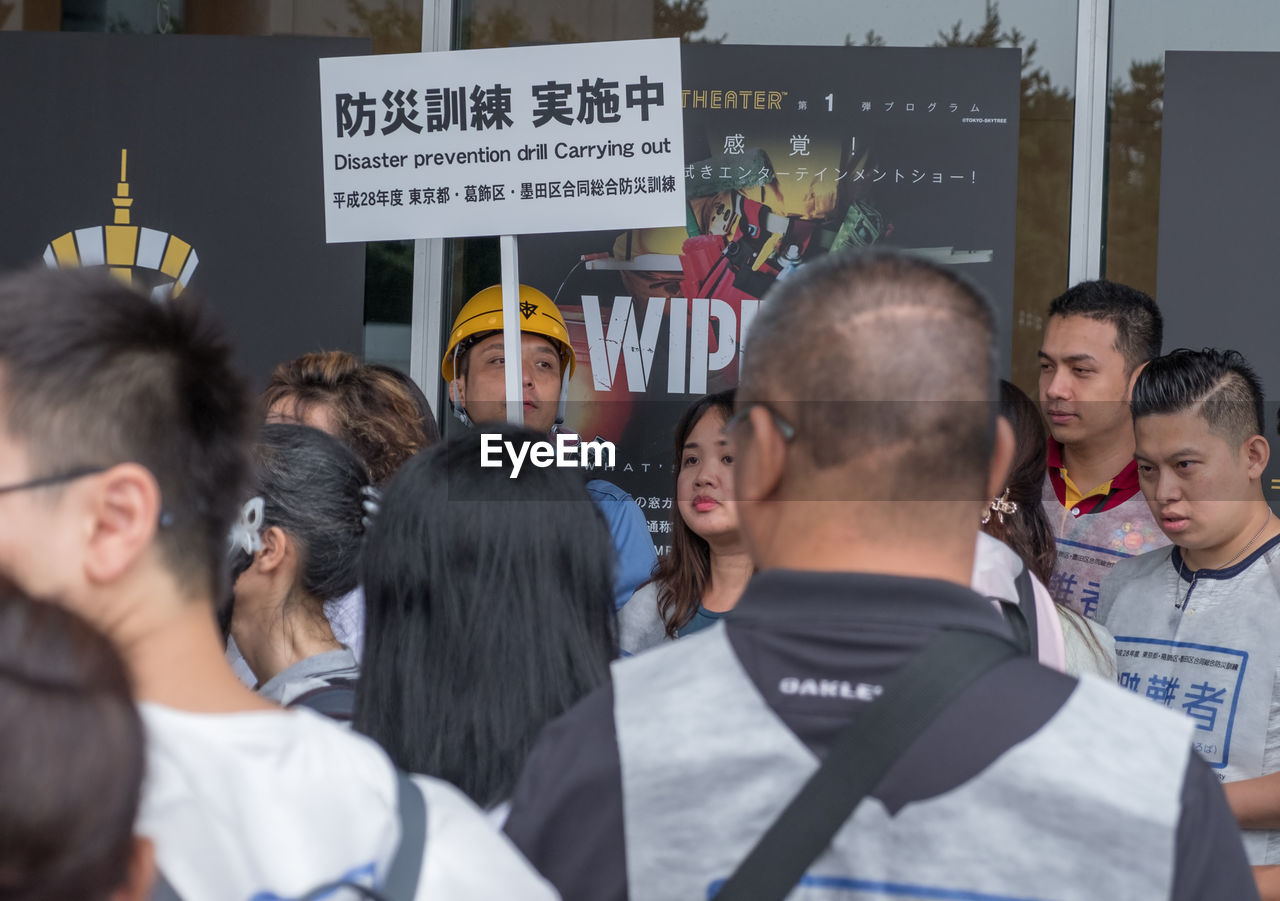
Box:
[975,381,1116,679]
[1097,350,1280,880]
[226,425,369,721]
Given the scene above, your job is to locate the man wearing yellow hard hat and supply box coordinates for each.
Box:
[444,284,656,610]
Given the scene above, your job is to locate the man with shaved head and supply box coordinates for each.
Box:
[503,250,1255,901]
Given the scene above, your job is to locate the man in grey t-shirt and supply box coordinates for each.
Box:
[1100,348,1280,874]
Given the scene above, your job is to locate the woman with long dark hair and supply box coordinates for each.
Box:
[355,425,616,820]
[618,389,752,653]
[981,380,1116,677]
[227,424,370,719]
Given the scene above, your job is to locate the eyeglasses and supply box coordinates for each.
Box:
[723,403,797,442]
[0,466,109,497]
[0,464,174,528]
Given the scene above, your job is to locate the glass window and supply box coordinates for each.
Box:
[1105,1,1280,295]
[450,0,1079,396]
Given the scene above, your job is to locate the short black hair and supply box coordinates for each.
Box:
[1047,279,1162,371]
[739,248,998,501]
[0,266,251,599]
[229,424,371,604]
[355,425,616,808]
[1132,348,1266,447]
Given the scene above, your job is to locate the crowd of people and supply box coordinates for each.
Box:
[1,248,1277,900]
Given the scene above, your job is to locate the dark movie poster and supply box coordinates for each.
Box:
[0,33,368,389]
[519,44,1022,551]
[1157,51,1280,509]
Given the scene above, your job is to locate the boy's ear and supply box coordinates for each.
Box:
[83,463,161,586]
[1244,434,1271,480]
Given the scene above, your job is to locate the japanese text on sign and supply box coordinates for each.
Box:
[319,38,685,242]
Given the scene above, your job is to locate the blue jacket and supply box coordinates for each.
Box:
[585,479,657,610]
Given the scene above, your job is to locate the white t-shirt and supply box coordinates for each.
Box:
[138,703,558,900]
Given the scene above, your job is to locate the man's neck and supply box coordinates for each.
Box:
[753,501,977,587]
[1061,433,1136,494]
[1182,502,1280,572]
[105,574,276,713]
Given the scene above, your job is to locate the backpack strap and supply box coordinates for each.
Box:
[291,770,427,900]
[150,872,182,901]
[1012,563,1038,659]
[712,628,1020,901]
[381,770,428,899]
[288,678,358,722]
[153,769,426,901]
[989,563,1039,659]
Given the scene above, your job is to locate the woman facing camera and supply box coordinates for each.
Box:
[618,389,753,654]
[227,424,370,720]
[355,425,616,822]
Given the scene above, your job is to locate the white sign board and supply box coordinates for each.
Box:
[319,38,685,243]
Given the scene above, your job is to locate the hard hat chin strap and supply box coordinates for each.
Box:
[451,400,475,429]
[448,342,478,429]
[555,367,570,426]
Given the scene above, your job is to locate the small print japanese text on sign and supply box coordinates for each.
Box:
[319,38,685,242]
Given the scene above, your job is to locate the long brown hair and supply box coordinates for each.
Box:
[654,389,737,637]
[984,380,1057,584]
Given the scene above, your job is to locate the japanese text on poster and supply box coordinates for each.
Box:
[513,45,1022,550]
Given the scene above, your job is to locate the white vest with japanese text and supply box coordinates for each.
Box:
[1041,473,1168,618]
[1099,539,1280,865]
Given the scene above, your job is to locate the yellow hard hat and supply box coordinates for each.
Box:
[441,284,576,381]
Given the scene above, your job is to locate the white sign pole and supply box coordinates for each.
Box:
[500,234,524,426]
